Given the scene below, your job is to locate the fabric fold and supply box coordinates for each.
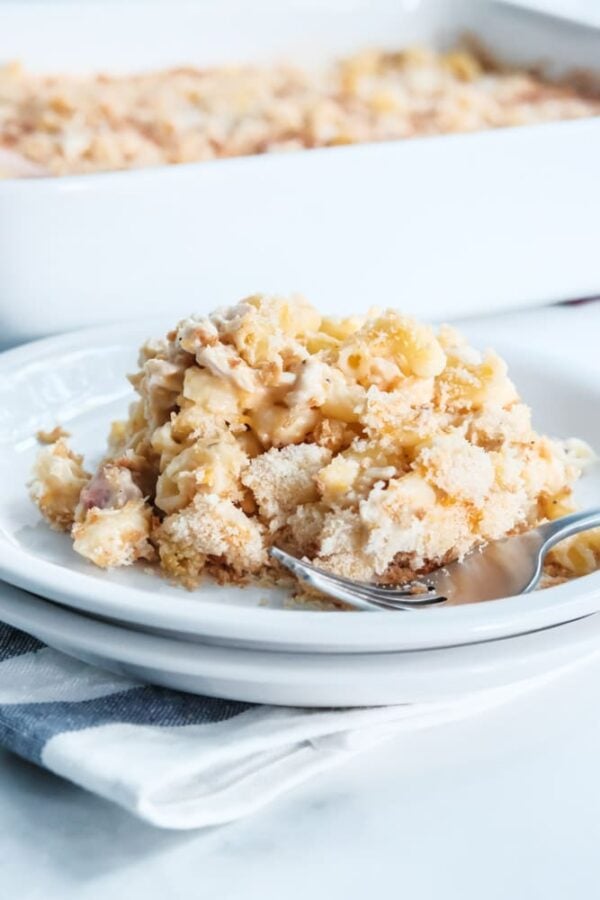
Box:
[0,622,550,829]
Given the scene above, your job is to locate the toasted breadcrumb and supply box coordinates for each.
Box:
[241,444,331,531]
[155,493,267,587]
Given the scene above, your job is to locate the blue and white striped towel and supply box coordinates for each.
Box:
[0,622,545,830]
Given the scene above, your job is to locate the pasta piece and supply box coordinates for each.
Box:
[29,439,90,531]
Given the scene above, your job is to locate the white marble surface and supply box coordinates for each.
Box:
[1,645,600,900]
[0,300,599,898]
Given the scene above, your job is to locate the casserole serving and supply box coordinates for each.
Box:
[30,295,594,592]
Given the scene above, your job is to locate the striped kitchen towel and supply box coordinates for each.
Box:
[0,622,547,830]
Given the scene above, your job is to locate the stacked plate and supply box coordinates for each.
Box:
[1,320,600,707]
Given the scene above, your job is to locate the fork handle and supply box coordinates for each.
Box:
[538,507,600,551]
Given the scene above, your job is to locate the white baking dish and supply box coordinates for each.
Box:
[0,0,599,347]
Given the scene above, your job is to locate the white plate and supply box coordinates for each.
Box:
[2,580,600,707]
[1,320,600,653]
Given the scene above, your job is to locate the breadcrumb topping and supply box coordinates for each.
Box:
[2,45,599,177]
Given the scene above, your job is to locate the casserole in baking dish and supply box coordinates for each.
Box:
[0,0,599,345]
[2,39,598,177]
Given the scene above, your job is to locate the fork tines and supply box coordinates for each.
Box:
[269,547,446,612]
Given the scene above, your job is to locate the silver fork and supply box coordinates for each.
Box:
[270,508,600,611]
[269,547,445,611]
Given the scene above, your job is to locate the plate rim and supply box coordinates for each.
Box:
[1,580,599,686]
